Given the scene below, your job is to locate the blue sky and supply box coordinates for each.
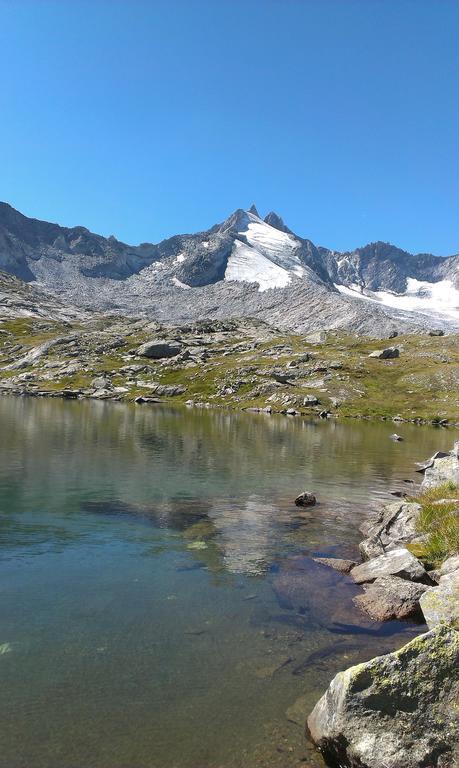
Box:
[0,0,457,255]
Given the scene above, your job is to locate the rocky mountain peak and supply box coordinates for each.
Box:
[263,211,292,235]
[248,203,260,217]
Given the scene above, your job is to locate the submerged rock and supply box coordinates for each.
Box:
[307,625,459,768]
[351,547,427,585]
[313,557,357,574]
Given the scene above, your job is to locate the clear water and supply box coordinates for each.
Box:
[0,397,456,768]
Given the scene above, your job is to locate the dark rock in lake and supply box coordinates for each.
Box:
[294,492,317,507]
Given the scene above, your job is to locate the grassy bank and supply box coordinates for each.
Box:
[1,315,459,424]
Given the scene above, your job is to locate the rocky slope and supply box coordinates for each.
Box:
[1,202,457,335]
[1,310,459,423]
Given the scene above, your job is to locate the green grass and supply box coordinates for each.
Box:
[409,482,459,567]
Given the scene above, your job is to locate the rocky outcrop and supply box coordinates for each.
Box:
[351,547,428,585]
[307,625,459,768]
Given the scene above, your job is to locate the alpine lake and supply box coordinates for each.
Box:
[0,396,455,768]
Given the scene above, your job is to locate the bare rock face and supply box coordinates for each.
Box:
[351,547,427,585]
[136,340,182,359]
[420,571,459,629]
[353,575,428,621]
[307,625,459,768]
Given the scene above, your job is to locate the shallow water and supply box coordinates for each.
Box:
[0,397,456,768]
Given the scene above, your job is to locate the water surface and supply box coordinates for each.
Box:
[0,397,455,768]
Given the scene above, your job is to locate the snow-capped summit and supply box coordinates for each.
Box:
[0,201,457,335]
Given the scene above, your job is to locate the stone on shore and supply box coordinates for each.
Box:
[313,557,357,574]
[307,625,459,768]
[420,570,459,629]
[353,575,428,621]
[421,442,459,488]
[351,547,427,585]
[358,501,422,560]
[136,340,182,359]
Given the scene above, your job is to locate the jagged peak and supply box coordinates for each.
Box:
[248,203,260,217]
[263,211,293,235]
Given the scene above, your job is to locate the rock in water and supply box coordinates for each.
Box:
[351,547,427,584]
[294,492,317,507]
[307,625,459,768]
[312,557,357,574]
[353,575,428,621]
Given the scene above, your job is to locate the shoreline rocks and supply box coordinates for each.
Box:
[307,442,459,767]
[307,625,459,768]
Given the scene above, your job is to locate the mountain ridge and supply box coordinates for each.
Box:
[0,201,457,335]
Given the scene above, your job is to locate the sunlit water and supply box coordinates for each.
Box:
[0,397,456,768]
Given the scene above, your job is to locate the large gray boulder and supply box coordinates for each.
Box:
[422,454,459,488]
[351,547,427,584]
[368,347,399,359]
[307,625,459,768]
[353,575,428,621]
[358,501,422,560]
[421,443,459,489]
[136,340,181,359]
[420,571,459,629]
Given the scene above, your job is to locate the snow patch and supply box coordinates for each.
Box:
[335,278,459,322]
[174,253,186,264]
[172,276,191,290]
[225,240,291,291]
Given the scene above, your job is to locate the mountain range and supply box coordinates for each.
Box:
[0,201,457,335]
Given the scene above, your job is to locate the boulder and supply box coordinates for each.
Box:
[420,570,459,629]
[303,395,319,406]
[294,492,316,507]
[353,575,428,621]
[307,625,459,768]
[351,547,427,585]
[368,347,399,359]
[313,557,357,574]
[390,433,403,441]
[438,555,459,577]
[421,452,459,489]
[358,501,422,560]
[136,340,182,359]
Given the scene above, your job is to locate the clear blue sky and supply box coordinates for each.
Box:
[0,0,457,255]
